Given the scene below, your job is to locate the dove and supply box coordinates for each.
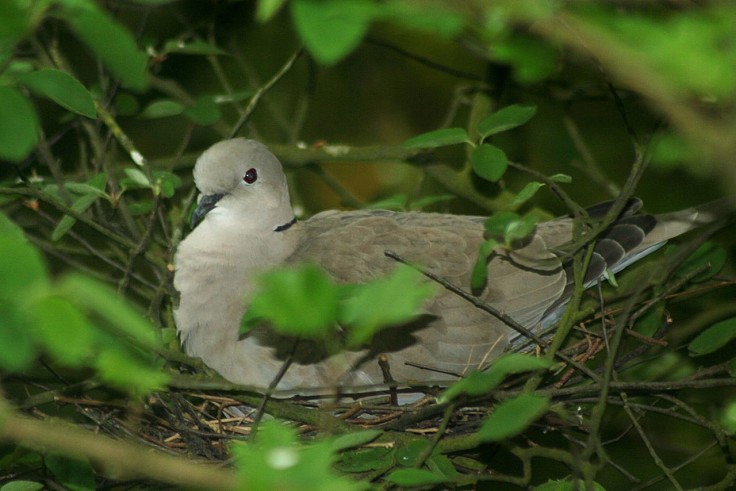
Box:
[173,138,722,394]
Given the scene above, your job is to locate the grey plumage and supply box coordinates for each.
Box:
[173,138,721,394]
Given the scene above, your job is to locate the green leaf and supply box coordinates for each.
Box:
[291,0,375,64]
[0,482,44,491]
[533,479,607,491]
[56,1,148,90]
[340,265,438,347]
[257,0,289,22]
[386,468,448,487]
[395,439,430,467]
[505,214,539,244]
[51,193,99,241]
[335,447,394,473]
[153,170,182,198]
[162,39,227,56]
[44,454,95,491]
[439,354,552,403]
[511,181,545,206]
[32,295,94,365]
[476,394,549,442]
[244,265,340,337]
[674,242,727,283]
[470,144,508,182]
[402,127,471,149]
[689,316,736,356]
[549,173,572,183]
[63,183,108,198]
[124,168,151,188]
[17,69,96,118]
[138,99,185,119]
[427,453,459,479]
[477,104,537,138]
[183,96,221,125]
[330,430,382,452]
[0,86,39,162]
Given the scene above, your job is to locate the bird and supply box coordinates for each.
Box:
[173,138,722,395]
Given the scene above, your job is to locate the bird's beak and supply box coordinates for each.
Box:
[190,193,224,228]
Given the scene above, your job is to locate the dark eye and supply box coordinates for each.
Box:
[243,168,257,184]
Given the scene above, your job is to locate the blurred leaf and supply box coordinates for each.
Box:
[378,3,463,37]
[32,295,94,365]
[484,211,521,237]
[139,99,185,119]
[721,400,736,435]
[51,193,98,241]
[0,300,35,372]
[56,0,148,90]
[674,242,727,283]
[597,9,736,98]
[512,181,545,206]
[365,194,407,210]
[291,0,375,64]
[470,143,508,182]
[257,0,289,22]
[505,214,538,244]
[0,213,49,294]
[340,265,438,346]
[44,454,95,491]
[492,33,559,83]
[476,394,549,442]
[94,347,167,394]
[58,274,159,349]
[183,96,221,125]
[213,90,254,104]
[439,354,552,403]
[386,468,448,486]
[232,420,367,491]
[403,127,470,149]
[688,316,736,356]
[113,92,139,115]
[0,85,39,162]
[471,238,498,292]
[409,193,455,210]
[127,199,154,216]
[17,69,96,118]
[477,104,537,138]
[162,39,227,55]
[243,264,340,337]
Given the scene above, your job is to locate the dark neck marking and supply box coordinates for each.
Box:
[274,217,297,232]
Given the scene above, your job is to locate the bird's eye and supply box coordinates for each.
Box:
[243,168,257,184]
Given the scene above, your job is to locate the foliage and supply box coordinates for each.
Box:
[0,0,735,490]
